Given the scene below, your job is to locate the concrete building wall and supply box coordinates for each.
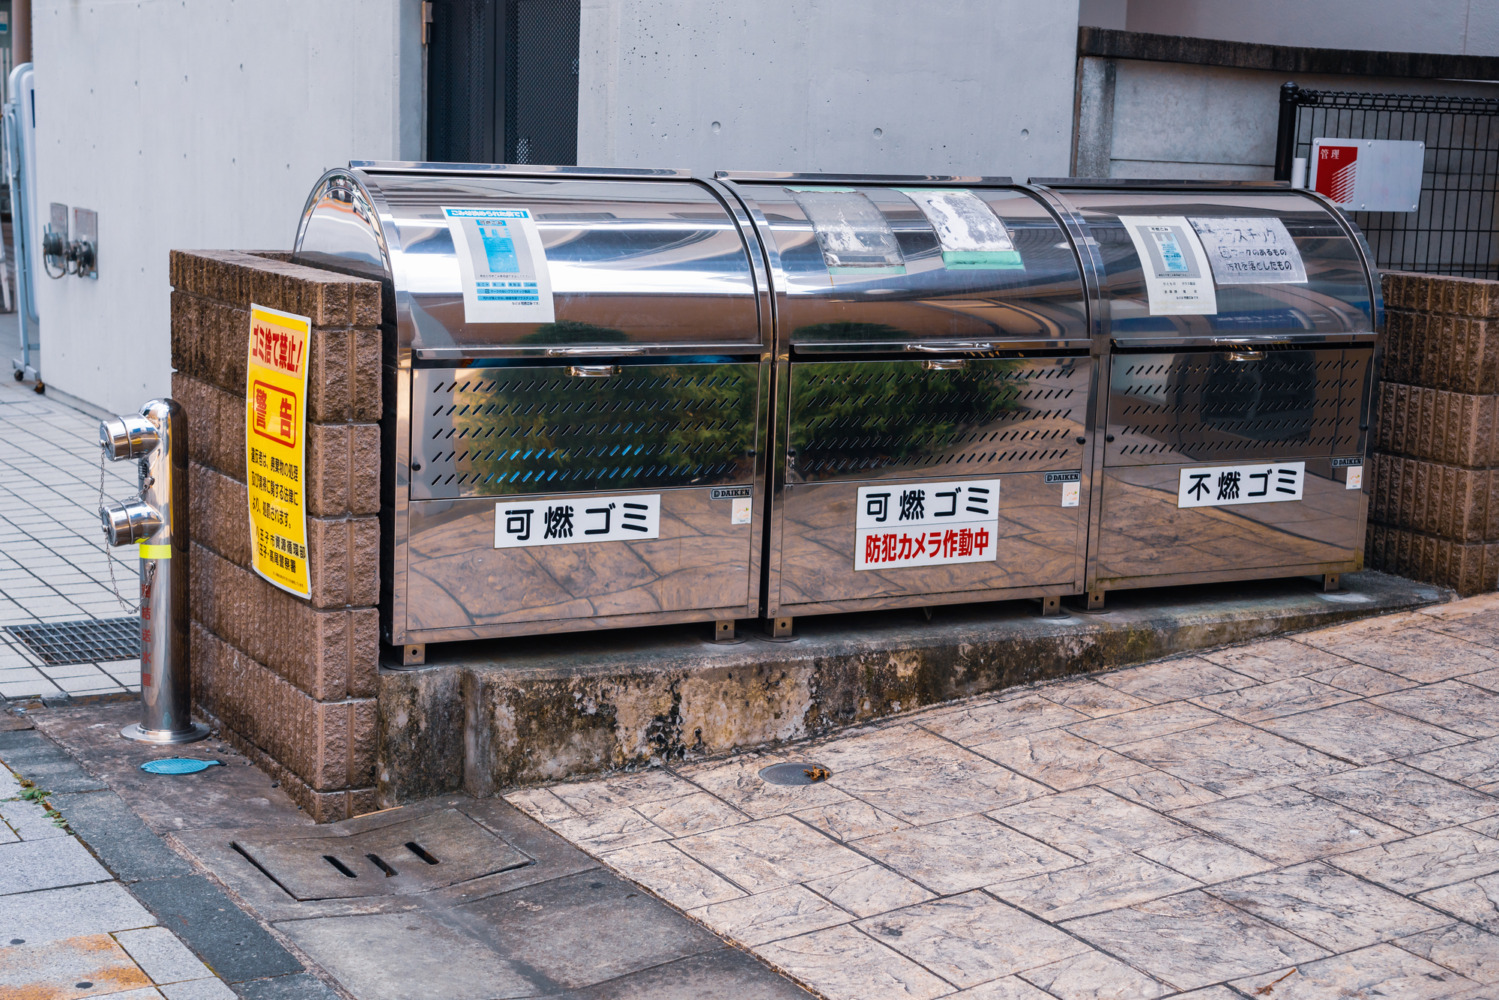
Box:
[1079,61,1499,182]
[576,0,1081,179]
[31,0,424,414]
[1120,1,1499,56]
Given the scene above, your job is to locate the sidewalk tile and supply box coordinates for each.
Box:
[1115,720,1350,796]
[1230,943,1471,1000]
[1063,891,1328,992]
[1404,737,1499,788]
[600,840,743,909]
[1298,761,1499,834]
[1397,922,1499,983]
[857,890,1090,986]
[829,744,1047,824]
[989,787,1194,863]
[987,853,1198,920]
[1207,861,1448,951]
[971,729,1151,791]
[0,882,156,945]
[1095,657,1252,703]
[1020,949,1171,1000]
[689,884,850,946]
[1173,786,1406,865]
[804,865,935,918]
[1258,701,1467,765]
[855,815,1074,895]
[1372,680,1499,738]
[1137,834,1276,884]
[115,926,214,984]
[1333,828,1499,893]
[759,924,949,1000]
[1202,638,1353,682]
[0,835,111,894]
[672,815,868,895]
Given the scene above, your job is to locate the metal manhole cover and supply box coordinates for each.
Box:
[231,808,532,900]
[760,762,833,786]
[5,617,139,666]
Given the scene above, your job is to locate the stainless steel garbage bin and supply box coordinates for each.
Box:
[294,163,773,659]
[1030,180,1382,608]
[716,173,1098,631]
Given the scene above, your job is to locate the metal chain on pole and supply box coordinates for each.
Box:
[98,446,138,615]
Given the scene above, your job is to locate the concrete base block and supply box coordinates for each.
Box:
[376,571,1443,806]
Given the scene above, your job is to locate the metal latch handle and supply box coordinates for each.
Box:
[905,342,994,353]
[1228,350,1266,362]
[922,359,968,371]
[547,346,644,357]
[566,364,621,378]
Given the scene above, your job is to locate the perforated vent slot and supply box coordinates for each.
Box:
[1106,350,1370,466]
[411,364,760,499]
[787,359,1090,482]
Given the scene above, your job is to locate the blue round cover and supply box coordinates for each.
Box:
[139,758,223,775]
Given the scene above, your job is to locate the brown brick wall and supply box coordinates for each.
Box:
[1370,271,1499,594]
[171,249,383,821]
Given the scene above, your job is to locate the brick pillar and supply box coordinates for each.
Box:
[169,250,383,821]
[1369,271,1499,595]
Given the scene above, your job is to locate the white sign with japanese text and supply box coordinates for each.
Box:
[494,494,660,548]
[1177,462,1305,508]
[1189,217,1308,285]
[855,479,1000,571]
[1118,215,1218,316]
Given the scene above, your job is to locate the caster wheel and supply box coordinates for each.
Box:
[12,370,20,381]
[33,382,44,394]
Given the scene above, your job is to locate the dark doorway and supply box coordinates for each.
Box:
[426,0,581,166]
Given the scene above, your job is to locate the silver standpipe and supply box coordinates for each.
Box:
[99,398,208,743]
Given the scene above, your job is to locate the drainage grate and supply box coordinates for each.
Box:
[5,617,140,666]
[232,808,533,900]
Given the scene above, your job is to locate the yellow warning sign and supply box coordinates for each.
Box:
[246,303,311,597]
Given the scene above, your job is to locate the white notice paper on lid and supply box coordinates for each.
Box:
[443,206,555,324]
[1189,217,1308,285]
[1118,215,1218,316]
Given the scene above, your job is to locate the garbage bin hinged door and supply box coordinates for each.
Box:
[411,363,761,500]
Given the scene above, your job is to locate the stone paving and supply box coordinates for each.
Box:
[508,597,1499,1000]
[0,748,236,998]
[0,375,141,700]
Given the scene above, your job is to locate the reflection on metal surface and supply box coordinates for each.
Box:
[295,169,766,353]
[1106,348,1368,466]
[788,357,1089,483]
[412,363,760,499]
[406,486,753,633]
[725,181,1088,349]
[1094,461,1363,584]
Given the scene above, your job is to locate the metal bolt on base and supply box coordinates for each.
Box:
[99,399,208,745]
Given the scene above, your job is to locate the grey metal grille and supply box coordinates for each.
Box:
[1107,350,1369,465]
[412,364,760,499]
[6,617,140,666]
[788,358,1090,482]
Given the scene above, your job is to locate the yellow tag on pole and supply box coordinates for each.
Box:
[246,303,311,598]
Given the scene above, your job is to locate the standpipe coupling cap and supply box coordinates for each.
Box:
[99,499,162,547]
[99,413,158,460]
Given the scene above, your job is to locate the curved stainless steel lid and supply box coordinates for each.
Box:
[1032,182,1381,348]
[293,163,768,358]
[717,172,1091,352]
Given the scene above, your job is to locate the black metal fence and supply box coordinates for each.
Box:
[1275,83,1499,278]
